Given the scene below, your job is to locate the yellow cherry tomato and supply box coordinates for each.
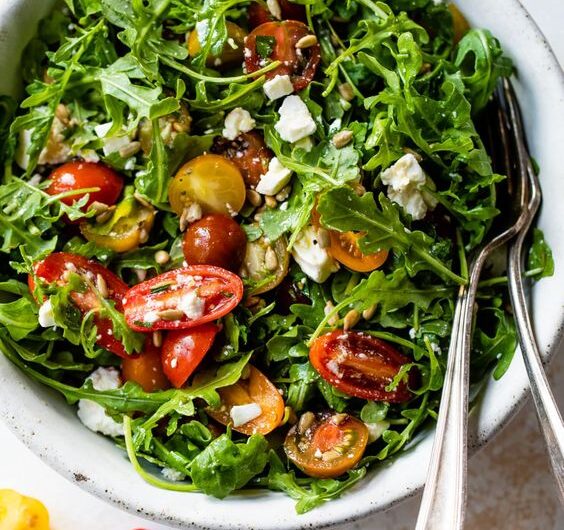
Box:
[80,195,156,253]
[169,154,246,217]
[188,22,247,67]
[0,489,49,530]
[449,3,470,44]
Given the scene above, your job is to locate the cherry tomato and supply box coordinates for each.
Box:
[187,21,247,68]
[244,21,321,91]
[284,411,369,478]
[161,324,219,388]
[123,265,243,332]
[80,195,156,253]
[30,252,135,359]
[206,365,285,435]
[121,342,169,392]
[0,489,50,530]
[211,132,273,188]
[182,214,247,272]
[169,154,246,217]
[309,330,415,403]
[47,161,123,209]
[248,0,307,28]
[329,231,388,273]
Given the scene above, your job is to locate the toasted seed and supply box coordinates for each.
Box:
[296,34,318,49]
[275,185,291,202]
[351,181,366,196]
[332,130,354,149]
[89,201,109,214]
[343,309,360,330]
[362,304,377,321]
[265,246,278,271]
[118,141,141,159]
[324,300,339,326]
[246,188,263,207]
[265,195,277,208]
[332,413,347,426]
[139,228,149,244]
[55,103,70,122]
[157,309,184,321]
[134,192,152,209]
[321,449,342,462]
[317,228,331,249]
[154,250,170,265]
[152,330,163,348]
[298,411,315,434]
[95,207,115,224]
[96,273,109,298]
[134,268,147,282]
[337,82,354,102]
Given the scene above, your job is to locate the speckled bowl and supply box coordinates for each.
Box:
[0,1,563,528]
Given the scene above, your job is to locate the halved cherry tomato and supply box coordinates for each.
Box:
[211,132,273,188]
[161,323,219,388]
[187,21,247,68]
[182,214,247,272]
[310,330,415,403]
[47,161,123,209]
[80,195,156,253]
[123,265,243,332]
[329,231,389,273]
[0,489,50,530]
[29,252,135,359]
[206,365,285,435]
[248,0,307,28]
[284,411,369,478]
[244,21,321,91]
[169,154,246,217]
[121,341,169,392]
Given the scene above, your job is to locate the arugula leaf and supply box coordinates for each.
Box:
[256,36,276,60]
[526,228,554,281]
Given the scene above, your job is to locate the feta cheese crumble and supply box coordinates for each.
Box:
[365,420,390,444]
[161,467,186,482]
[292,226,339,283]
[255,157,293,195]
[77,367,124,437]
[177,290,205,320]
[263,74,294,101]
[230,403,262,427]
[222,108,256,141]
[94,122,132,156]
[274,95,317,143]
[380,154,437,221]
[38,299,56,328]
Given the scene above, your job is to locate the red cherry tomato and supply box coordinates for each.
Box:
[309,330,416,403]
[161,324,219,388]
[29,252,135,359]
[47,161,124,209]
[123,266,243,332]
[244,21,321,91]
[121,341,169,392]
[182,214,247,272]
[211,132,273,188]
[248,0,307,28]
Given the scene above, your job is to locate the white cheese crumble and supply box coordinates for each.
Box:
[177,290,205,320]
[380,154,437,221]
[255,157,293,196]
[222,108,256,141]
[263,74,294,101]
[275,95,317,143]
[94,122,132,156]
[183,202,203,223]
[230,403,262,427]
[291,226,339,283]
[161,467,186,482]
[266,0,282,19]
[38,299,56,328]
[365,420,390,444]
[77,368,124,437]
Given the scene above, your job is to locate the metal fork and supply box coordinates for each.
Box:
[415,81,531,530]
[503,78,564,504]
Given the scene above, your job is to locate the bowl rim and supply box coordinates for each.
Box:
[0,0,563,529]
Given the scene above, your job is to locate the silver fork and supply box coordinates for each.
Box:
[503,78,564,504]
[415,81,531,530]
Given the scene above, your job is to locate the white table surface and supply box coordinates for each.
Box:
[1,2,563,529]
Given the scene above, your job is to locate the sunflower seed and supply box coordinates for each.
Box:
[337,82,354,102]
[119,141,141,159]
[246,189,263,207]
[139,228,149,244]
[154,250,170,265]
[332,130,354,149]
[95,207,115,224]
[152,330,163,348]
[362,304,377,321]
[96,274,109,298]
[134,192,152,209]
[295,34,318,49]
[343,309,360,330]
[298,412,315,434]
[157,309,184,321]
[265,195,277,208]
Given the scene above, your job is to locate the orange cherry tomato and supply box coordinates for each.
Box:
[47,161,123,210]
[284,411,369,478]
[168,154,246,217]
[329,231,388,272]
[161,324,219,388]
[310,330,416,403]
[207,365,285,435]
[121,342,169,392]
[187,21,247,67]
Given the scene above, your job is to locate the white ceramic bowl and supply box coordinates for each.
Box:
[0,1,563,528]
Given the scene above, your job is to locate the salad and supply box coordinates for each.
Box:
[0,0,554,514]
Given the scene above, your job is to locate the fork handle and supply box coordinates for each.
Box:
[508,230,564,505]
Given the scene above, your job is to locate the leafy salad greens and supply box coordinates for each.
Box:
[0,0,554,514]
